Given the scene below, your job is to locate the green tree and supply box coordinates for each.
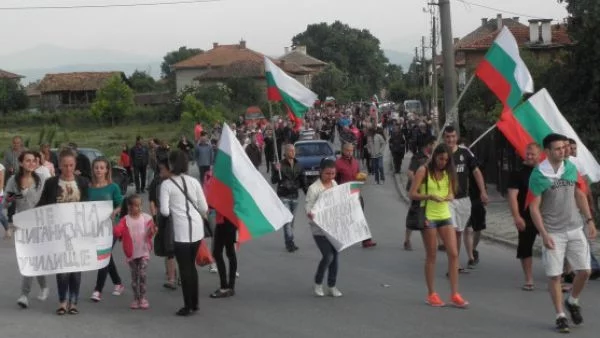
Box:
[91,75,135,126]
[180,94,223,127]
[161,46,203,92]
[225,77,264,107]
[292,21,389,98]
[128,70,156,93]
[310,64,349,101]
[0,79,28,114]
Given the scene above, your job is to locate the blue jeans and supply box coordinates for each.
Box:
[313,235,339,287]
[371,157,384,183]
[280,198,298,245]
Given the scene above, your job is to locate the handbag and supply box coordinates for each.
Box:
[153,214,175,257]
[195,240,214,266]
[405,168,428,231]
[169,177,213,238]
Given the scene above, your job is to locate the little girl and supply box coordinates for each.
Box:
[113,195,155,309]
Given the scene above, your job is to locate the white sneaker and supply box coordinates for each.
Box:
[329,287,343,297]
[208,264,218,273]
[17,295,29,308]
[37,287,49,301]
[90,291,101,302]
[112,284,125,296]
[235,271,240,278]
[313,284,325,297]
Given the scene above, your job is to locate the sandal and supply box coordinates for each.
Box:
[56,307,67,315]
[521,283,535,291]
[163,282,177,290]
[68,307,79,315]
[403,241,412,251]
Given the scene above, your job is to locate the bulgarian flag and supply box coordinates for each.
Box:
[529,159,578,197]
[265,56,318,130]
[476,26,534,108]
[205,123,294,242]
[497,88,600,183]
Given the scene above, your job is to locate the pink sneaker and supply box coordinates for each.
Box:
[130,300,140,309]
[139,298,149,309]
[113,284,125,296]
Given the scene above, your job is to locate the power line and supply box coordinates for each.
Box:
[453,0,545,19]
[0,0,220,11]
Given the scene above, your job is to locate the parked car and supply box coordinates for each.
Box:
[299,128,316,141]
[51,147,129,195]
[294,140,336,185]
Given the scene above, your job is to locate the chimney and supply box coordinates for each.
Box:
[512,17,519,23]
[239,39,246,49]
[453,38,460,45]
[284,47,290,54]
[496,13,503,30]
[297,45,307,54]
[481,18,488,26]
[528,20,540,43]
[540,19,552,44]
[212,42,218,49]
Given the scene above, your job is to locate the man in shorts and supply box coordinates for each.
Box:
[442,126,488,272]
[465,171,487,268]
[507,143,542,290]
[529,133,596,333]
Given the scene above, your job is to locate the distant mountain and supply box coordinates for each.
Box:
[383,49,414,70]
[0,44,161,82]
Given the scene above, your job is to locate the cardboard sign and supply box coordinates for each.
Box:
[13,201,113,277]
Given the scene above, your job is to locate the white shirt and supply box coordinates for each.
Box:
[35,166,51,182]
[160,174,208,243]
[0,163,4,196]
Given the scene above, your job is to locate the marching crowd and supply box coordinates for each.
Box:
[1,102,599,334]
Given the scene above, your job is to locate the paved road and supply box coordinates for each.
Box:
[0,164,599,337]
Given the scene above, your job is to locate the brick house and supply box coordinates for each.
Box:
[172,40,324,93]
[0,69,24,81]
[441,14,572,89]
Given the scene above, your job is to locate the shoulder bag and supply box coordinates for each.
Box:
[169,176,213,238]
[405,167,428,231]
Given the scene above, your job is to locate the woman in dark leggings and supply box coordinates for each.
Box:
[209,213,238,298]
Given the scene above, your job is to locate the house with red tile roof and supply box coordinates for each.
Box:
[0,69,24,81]
[172,40,325,93]
[439,14,572,89]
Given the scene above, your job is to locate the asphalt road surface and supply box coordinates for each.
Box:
[0,165,599,338]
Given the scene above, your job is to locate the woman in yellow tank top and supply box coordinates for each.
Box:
[409,144,469,308]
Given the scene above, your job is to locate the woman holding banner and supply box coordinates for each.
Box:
[6,151,49,309]
[37,148,90,315]
[408,144,469,308]
[305,158,342,298]
[89,157,125,302]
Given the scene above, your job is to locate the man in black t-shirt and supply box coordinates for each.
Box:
[443,126,488,271]
[507,142,542,290]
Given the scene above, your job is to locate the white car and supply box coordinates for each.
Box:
[299,128,316,140]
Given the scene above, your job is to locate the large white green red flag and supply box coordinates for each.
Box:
[476,26,534,108]
[206,123,293,242]
[497,88,600,183]
[265,56,317,128]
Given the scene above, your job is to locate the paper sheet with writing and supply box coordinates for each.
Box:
[13,201,114,277]
[311,182,371,251]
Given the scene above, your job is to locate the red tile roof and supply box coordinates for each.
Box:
[38,71,126,92]
[456,19,572,50]
[0,69,23,79]
[173,42,264,69]
[194,59,312,81]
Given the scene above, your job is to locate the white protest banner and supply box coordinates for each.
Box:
[13,201,114,277]
[311,182,371,251]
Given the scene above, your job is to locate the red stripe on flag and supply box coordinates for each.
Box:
[476,60,512,106]
[286,105,302,131]
[267,86,283,101]
[496,107,536,159]
[205,177,252,242]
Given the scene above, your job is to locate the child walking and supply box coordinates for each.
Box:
[113,195,155,309]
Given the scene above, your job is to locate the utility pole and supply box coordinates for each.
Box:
[421,36,427,91]
[439,0,458,130]
[431,15,439,133]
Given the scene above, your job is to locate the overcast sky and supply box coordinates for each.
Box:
[0,0,568,59]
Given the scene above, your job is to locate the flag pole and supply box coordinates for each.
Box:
[269,101,282,180]
[436,73,476,144]
[469,124,497,149]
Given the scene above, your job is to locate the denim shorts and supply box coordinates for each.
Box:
[425,218,453,229]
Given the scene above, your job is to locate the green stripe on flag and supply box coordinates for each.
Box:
[214,150,277,237]
[485,43,522,107]
[266,71,276,87]
[513,101,554,145]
